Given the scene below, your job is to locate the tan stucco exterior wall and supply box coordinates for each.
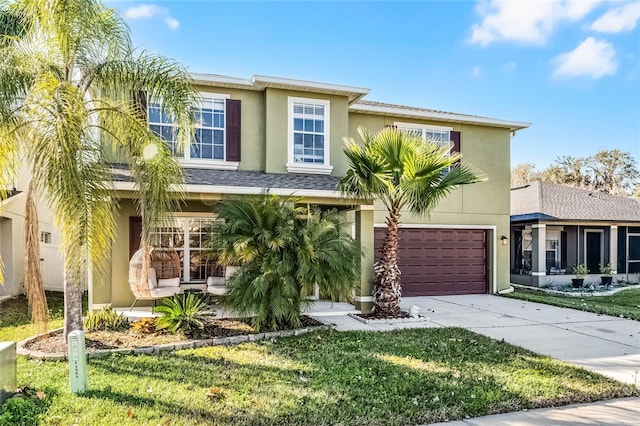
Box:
[194,84,265,172]
[96,85,515,306]
[263,88,350,175]
[348,113,512,293]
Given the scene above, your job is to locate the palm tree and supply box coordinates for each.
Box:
[339,127,484,316]
[0,0,198,337]
[210,194,360,331]
[24,182,48,328]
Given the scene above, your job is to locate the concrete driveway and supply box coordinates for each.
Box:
[312,294,640,386]
[399,294,640,386]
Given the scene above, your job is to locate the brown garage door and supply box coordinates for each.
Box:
[374,228,488,296]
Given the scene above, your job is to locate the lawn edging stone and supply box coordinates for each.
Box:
[16,324,332,361]
[511,283,640,297]
[348,313,429,324]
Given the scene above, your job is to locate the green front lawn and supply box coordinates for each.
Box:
[0,292,87,342]
[503,288,640,320]
[6,328,635,426]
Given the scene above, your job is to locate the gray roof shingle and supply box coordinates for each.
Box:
[511,181,640,222]
[112,167,340,192]
[354,99,491,120]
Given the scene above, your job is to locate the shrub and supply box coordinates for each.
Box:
[0,395,45,426]
[210,194,360,332]
[84,307,129,332]
[130,317,160,335]
[154,294,207,336]
[572,263,588,279]
[599,263,613,277]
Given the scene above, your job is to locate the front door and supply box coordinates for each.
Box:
[585,231,603,274]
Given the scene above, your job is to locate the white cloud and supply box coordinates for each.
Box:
[123,4,180,31]
[123,4,162,19]
[553,37,617,79]
[470,0,601,46]
[471,66,482,78]
[591,2,640,33]
[165,17,180,31]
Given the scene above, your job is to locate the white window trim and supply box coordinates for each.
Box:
[395,122,454,170]
[394,122,453,148]
[152,214,217,283]
[286,96,333,175]
[179,159,240,170]
[149,92,239,171]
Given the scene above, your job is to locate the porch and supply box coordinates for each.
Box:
[510,223,640,287]
[91,195,376,313]
[116,299,359,322]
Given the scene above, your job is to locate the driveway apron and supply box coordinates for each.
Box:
[399,294,640,386]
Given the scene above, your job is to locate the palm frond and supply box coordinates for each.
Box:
[214,194,360,331]
[0,0,198,333]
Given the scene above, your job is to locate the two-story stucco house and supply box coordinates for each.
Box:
[88,73,530,312]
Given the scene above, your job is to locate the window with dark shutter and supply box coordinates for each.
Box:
[226,99,241,162]
[450,131,461,164]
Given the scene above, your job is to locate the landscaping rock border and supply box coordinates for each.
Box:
[16,325,332,361]
[347,313,429,324]
[511,283,640,297]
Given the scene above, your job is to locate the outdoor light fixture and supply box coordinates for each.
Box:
[501,235,509,245]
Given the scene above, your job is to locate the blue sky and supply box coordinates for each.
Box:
[111,0,640,169]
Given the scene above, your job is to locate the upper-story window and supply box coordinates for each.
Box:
[192,97,226,161]
[395,122,452,153]
[287,97,332,175]
[148,101,179,155]
[148,93,240,169]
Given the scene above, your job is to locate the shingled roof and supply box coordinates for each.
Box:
[112,167,340,192]
[0,189,22,206]
[349,100,530,131]
[511,181,640,222]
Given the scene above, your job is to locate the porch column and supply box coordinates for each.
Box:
[610,226,618,274]
[354,205,374,313]
[531,224,546,286]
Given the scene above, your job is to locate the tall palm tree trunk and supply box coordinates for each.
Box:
[63,268,84,338]
[373,207,402,315]
[24,182,48,329]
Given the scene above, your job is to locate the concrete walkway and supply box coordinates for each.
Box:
[310,294,640,386]
[426,397,640,426]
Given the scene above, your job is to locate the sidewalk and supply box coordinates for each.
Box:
[426,397,640,426]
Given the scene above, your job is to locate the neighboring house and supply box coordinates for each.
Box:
[58,73,527,312]
[0,170,65,296]
[510,181,640,287]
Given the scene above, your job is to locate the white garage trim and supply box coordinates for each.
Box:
[373,223,497,294]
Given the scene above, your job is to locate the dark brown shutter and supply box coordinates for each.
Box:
[129,216,142,259]
[226,99,241,162]
[450,131,461,164]
[134,91,147,122]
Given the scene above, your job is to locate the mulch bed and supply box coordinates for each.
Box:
[354,310,412,320]
[24,315,323,354]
